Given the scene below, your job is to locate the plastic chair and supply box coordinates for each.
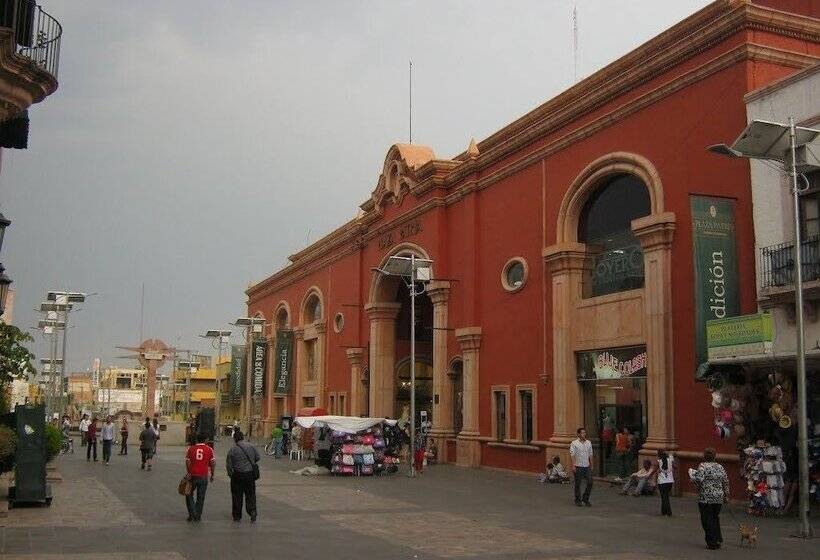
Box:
[289,444,304,461]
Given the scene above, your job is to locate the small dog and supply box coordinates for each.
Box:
[739,524,759,547]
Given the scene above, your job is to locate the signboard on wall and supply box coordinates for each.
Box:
[252,339,267,398]
[230,345,245,399]
[576,346,647,381]
[691,196,740,370]
[274,329,294,394]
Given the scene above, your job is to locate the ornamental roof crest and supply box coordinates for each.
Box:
[370,143,435,210]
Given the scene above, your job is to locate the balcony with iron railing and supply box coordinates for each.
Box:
[0,0,61,121]
[759,235,820,304]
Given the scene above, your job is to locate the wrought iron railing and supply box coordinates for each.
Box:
[760,234,820,289]
[12,1,62,79]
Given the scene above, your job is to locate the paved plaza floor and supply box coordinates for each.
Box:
[1,441,816,559]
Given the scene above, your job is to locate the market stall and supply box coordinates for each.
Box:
[294,415,404,476]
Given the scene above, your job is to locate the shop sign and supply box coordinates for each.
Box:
[252,339,267,398]
[691,196,740,368]
[230,345,245,398]
[274,329,294,394]
[707,313,773,359]
[576,346,648,381]
[590,243,644,296]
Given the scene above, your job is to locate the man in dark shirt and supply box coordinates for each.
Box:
[86,417,98,462]
[226,430,260,522]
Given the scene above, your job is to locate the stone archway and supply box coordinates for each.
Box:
[295,287,326,412]
[544,151,676,468]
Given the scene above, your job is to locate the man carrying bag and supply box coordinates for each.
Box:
[226,429,260,523]
[184,433,215,522]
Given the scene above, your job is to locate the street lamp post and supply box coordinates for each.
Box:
[0,212,12,318]
[709,118,819,538]
[373,254,433,478]
[202,329,232,440]
[178,358,198,420]
[233,317,265,437]
[46,291,88,415]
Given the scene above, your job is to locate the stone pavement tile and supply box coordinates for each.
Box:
[258,484,416,512]
[325,510,588,558]
[1,476,142,528]
[3,554,187,560]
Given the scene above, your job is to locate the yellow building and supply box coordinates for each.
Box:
[67,372,94,406]
[173,355,217,416]
[217,356,238,430]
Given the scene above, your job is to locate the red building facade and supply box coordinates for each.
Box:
[246,0,820,491]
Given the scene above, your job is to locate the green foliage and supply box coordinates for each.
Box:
[0,424,16,474]
[44,423,62,463]
[0,322,36,386]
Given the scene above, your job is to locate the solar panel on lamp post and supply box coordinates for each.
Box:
[373,254,433,478]
[233,317,266,435]
[709,118,819,538]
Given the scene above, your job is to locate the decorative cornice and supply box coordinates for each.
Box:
[426,280,451,306]
[293,327,305,341]
[364,302,402,321]
[313,321,327,335]
[632,212,677,251]
[345,347,365,365]
[455,327,482,351]
[543,242,589,274]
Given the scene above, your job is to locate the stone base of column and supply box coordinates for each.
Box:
[429,429,454,463]
[639,438,678,465]
[456,433,481,468]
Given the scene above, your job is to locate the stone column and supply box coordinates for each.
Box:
[293,328,305,411]
[365,302,401,418]
[427,281,452,461]
[345,347,366,417]
[314,321,327,408]
[632,212,677,456]
[455,327,482,468]
[543,242,588,466]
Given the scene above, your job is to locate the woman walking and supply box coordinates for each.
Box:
[119,417,129,455]
[689,448,729,550]
[656,449,674,516]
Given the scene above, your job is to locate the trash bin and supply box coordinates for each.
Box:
[10,403,52,506]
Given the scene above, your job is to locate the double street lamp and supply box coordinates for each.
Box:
[710,118,819,538]
[373,254,433,478]
[0,212,12,317]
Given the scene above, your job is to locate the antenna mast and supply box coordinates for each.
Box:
[573,3,578,82]
[409,60,413,144]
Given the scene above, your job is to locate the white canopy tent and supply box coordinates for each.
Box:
[294,415,397,434]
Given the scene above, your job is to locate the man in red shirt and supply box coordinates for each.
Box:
[185,433,215,522]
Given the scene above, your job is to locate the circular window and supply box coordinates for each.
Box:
[501,258,528,292]
[333,312,345,333]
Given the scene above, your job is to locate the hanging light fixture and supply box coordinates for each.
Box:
[0,264,12,317]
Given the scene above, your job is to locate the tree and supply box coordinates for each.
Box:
[0,322,36,413]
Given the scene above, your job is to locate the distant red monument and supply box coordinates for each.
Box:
[116,339,173,417]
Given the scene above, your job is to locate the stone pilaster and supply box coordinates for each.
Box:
[345,347,366,417]
[543,242,588,466]
[427,281,452,461]
[293,327,305,411]
[365,302,401,418]
[314,321,327,408]
[455,326,482,468]
[632,212,677,456]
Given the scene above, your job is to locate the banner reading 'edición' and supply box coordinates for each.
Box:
[691,196,739,373]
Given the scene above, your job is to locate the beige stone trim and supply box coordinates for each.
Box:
[365,302,402,418]
[299,286,325,326]
[345,347,366,417]
[514,383,537,443]
[490,385,510,441]
[427,280,454,459]
[455,327,482,467]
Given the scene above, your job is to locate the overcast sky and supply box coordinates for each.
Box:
[1,0,711,375]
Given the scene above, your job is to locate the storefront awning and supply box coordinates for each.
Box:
[295,415,398,434]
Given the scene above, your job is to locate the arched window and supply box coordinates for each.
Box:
[304,294,322,324]
[578,174,651,297]
[275,307,289,330]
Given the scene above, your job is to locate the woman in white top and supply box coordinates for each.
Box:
[656,449,674,516]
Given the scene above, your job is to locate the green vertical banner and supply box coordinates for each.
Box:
[230,344,246,399]
[691,196,740,374]
[274,329,294,394]
[252,339,267,398]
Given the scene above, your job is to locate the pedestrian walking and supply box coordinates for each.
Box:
[656,449,674,516]
[185,433,215,522]
[569,427,593,507]
[119,417,129,455]
[139,418,158,471]
[86,417,98,462]
[689,447,729,550]
[151,416,161,455]
[226,429,260,522]
[79,414,90,447]
[101,416,115,465]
